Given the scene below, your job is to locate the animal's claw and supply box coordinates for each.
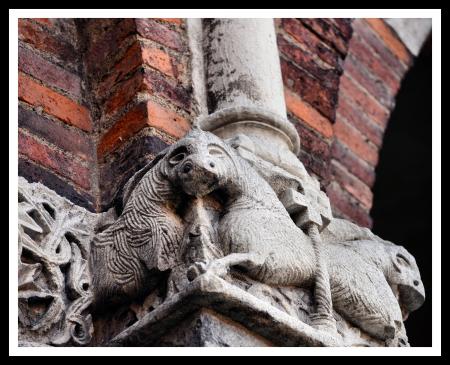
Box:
[187,261,207,281]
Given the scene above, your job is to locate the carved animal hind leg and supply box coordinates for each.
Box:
[187,252,267,281]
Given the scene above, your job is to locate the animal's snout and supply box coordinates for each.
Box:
[178,157,219,197]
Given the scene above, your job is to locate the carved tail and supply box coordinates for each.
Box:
[308,224,336,333]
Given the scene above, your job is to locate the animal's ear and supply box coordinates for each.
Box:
[118,148,169,211]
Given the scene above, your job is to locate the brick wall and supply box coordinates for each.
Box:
[276,18,414,227]
[18,18,97,210]
[18,18,415,226]
[18,18,193,212]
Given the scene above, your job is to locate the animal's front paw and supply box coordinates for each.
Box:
[205,260,229,278]
[187,261,207,281]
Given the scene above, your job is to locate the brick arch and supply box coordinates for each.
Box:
[276,18,417,228]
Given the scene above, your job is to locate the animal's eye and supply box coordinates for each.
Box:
[169,153,186,165]
[396,253,410,266]
[208,146,224,156]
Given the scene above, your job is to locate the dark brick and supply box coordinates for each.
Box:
[96,41,143,99]
[329,19,353,40]
[19,130,91,190]
[19,45,82,99]
[136,19,185,52]
[277,35,341,90]
[18,19,78,66]
[19,158,95,212]
[294,122,331,162]
[280,19,340,69]
[331,140,376,188]
[299,150,330,187]
[84,19,137,77]
[99,132,169,208]
[281,58,337,121]
[299,19,351,56]
[143,68,192,112]
[19,105,95,161]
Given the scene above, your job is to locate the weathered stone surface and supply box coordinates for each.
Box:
[88,129,423,347]
[18,177,97,346]
[17,18,426,349]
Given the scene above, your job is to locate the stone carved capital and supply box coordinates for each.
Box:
[18,130,425,347]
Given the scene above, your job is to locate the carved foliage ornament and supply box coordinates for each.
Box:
[18,178,96,346]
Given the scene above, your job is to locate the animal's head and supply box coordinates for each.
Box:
[384,244,425,320]
[164,128,238,197]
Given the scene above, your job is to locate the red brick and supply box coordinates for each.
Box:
[334,117,379,167]
[157,18,183,26]
[352,19,408,79]
[19,105,94,161]
[280,19,340,69]
[364,19,412,66]
[339,74,390,127]
[343,54,395,110]
[136,19,185,52]
[19,46,82,99]
[299,19,350,55]
[336,94,385,147]
[295,122,331,161]
[98,100,190,157]
[147,100,190,139]
[19,130,91,190]
[347,33,402,93]
[98,102,147,158]
[330,160,373,210]
[326,182,373,228]
[103,71,144,116]
[277,35,341,89]
[19,73,92,132]
[331,140,376,188]
[33,18,54,27]
[281,58,337,121]
[142,44,181,79]
[285,89,333,138]
[18,19,77,65]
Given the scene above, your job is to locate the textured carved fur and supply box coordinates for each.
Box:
[180,130,424,344]
[90,129,424,345]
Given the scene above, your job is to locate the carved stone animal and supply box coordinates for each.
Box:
[90,130,221,305]
[180,130,424,344]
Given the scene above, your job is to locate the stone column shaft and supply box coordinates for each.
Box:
[199,18,300,156]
